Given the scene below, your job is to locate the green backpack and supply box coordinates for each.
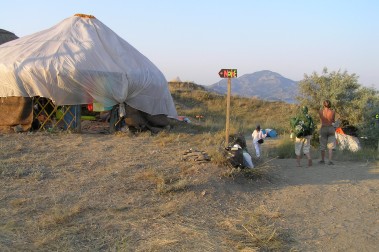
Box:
[290,115,314,138]
[291,105,315,138]
[290,117,304,138]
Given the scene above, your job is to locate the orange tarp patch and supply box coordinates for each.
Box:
[336,127,344,134]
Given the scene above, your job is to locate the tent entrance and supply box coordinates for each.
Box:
[80,103,124,133]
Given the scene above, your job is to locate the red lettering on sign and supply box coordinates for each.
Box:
[218,69,237,78]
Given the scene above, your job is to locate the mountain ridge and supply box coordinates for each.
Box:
[205,70,299,103]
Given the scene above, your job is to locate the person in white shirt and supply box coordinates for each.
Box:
[251,124,267,158]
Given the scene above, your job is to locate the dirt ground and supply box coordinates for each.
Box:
[260,157,379,251]
[0,131,378,251]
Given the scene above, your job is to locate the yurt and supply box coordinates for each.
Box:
[0,14,177,133]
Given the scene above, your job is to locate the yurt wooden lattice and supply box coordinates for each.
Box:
[32,97,81,132]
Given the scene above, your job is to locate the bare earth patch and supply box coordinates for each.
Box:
[262,158,379,251]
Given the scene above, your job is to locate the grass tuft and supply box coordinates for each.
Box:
[222,205,294,251]
[156,178,190,194]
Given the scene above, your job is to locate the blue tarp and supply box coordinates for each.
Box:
[263,129,278,137]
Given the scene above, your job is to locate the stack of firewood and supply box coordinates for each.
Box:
[181,149,211,163]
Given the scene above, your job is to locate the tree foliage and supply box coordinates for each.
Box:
[297,67,379,148]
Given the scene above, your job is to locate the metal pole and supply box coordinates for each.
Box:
[225,77,231,147]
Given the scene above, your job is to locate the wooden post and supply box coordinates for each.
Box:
[109,106,118,133]
[225,77,231,147]
[75,105,81,133]
[218,69,237,147]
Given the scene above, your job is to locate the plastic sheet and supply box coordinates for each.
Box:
[0,14,177,117]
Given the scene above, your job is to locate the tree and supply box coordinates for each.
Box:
[297,67,379,148]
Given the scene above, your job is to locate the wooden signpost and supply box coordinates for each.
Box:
[218,69,237,147]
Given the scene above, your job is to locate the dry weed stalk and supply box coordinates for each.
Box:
[238,205,287,250]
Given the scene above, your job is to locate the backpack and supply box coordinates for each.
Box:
[306,115,315,135]
[290,117,305,138]
[290,114,314,138]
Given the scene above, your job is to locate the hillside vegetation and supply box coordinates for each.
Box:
[169,81,298,136]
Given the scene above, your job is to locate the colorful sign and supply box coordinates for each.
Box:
[218,69,237,78]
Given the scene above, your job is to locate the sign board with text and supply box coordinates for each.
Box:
[218,69,237,78]
[219,68,237,146]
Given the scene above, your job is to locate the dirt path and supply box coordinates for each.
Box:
[260,158,379,251]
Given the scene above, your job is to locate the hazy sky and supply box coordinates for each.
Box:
[1,0,378,89]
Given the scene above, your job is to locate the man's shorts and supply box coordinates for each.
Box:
[295,135,311,156]
[319,126,336,151]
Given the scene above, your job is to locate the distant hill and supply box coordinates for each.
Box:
[0,29,18,45]
[205,70,299,103]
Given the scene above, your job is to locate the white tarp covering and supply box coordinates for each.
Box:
[0,14,177,117]
[336,133,361,152]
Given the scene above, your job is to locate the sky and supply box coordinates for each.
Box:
[1,0,379,89]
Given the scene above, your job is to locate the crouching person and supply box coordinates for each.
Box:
[227,135,254,169]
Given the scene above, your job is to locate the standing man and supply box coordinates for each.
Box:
[290,106,315,167]
[318,100,336,165]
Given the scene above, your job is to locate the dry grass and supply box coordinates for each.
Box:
[0,84,304,251]
[3,83,376,251]
[224,205,294,251]
[0,129,294,251]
